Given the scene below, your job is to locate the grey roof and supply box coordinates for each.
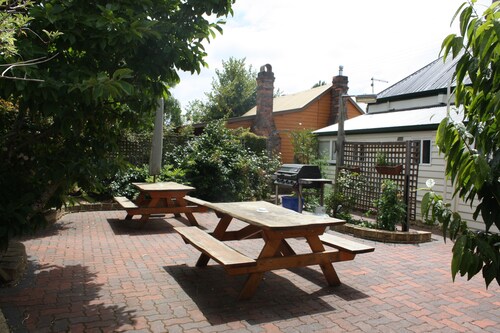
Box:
[314,106,463,135]
[376,56,461,100]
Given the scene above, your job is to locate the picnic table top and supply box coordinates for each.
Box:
[132,182,195,192]
[193,200,345,230]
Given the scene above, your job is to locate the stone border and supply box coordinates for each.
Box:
[44,202,121,224]
[331,223,432,244]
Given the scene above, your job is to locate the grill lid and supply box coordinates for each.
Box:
[274,164,322,186]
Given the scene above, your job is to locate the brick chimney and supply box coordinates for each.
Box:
[330,65,349,124]
[251,64,281,154]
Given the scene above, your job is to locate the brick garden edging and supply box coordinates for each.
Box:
[331,223,432,244]
[44,202,121,224]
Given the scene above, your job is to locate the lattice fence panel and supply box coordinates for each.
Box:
[110,134,191,166]
[118,135,152,166]
[343,140,420,222]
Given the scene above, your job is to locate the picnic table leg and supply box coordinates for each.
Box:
[306,235,341,286]
[239,237,282,300]
[166,197,182,218]
[196,215,232,267]
[176,196,199,226]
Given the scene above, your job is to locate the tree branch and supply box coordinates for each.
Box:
[0,53,59,82]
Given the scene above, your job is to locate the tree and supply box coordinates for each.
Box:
[312,80,327,88]
[185,57,257,122]
[422,0,499,286]
[164,96,182,128]
[0,0,235,251]
[0,0,32,58]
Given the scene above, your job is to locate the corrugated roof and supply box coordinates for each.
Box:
[314,106,463,135]
[241,84,332,116]
[376,56,461,100]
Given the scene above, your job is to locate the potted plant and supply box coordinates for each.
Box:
[339,165,361,173]
[375,151,403,175]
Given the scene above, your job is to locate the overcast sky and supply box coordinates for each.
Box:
[171,0,491,111]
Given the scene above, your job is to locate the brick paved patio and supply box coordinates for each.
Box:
[0,210,498,332]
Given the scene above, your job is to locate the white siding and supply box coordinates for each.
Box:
[319,130,495,232]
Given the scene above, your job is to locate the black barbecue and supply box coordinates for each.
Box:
[273,164,332,212]
[274,164,322,188]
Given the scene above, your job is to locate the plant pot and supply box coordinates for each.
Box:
[340,166,361,173]
[375,165,403,175]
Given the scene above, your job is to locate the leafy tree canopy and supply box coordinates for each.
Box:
[422,0,499,287]
[0,0,235,251]
[186,57,257,122]
[0,0,33,58]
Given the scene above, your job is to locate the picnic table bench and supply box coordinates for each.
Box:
[174,198,375,299]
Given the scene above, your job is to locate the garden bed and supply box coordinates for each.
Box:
[331,223,432,244]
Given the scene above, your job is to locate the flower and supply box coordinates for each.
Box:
[426,179,436,189]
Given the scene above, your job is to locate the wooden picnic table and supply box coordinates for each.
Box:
[113,182,206,225]
[175,197,375,300]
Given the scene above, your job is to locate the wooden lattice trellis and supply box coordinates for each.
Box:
[111,134,191,166]
[342,141,420,224]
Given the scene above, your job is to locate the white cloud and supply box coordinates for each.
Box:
[171,0,491,111]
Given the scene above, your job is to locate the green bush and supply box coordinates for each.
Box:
[233,127,267,153]
[325,169,365,222]
[107,165,150,199]
[165,120,280,202]
[104,164,187,199]
[374,180,407,231]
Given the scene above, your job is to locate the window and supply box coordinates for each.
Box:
[318,140,337,163]
[420,139,431,164]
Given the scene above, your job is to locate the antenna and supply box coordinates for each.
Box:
[371,77,388,93]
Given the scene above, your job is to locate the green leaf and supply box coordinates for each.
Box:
[451,235,467,280]
[421,192,431,217]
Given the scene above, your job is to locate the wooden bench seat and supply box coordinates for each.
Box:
[320,233,375,254]
[114,196,138,209]
[174,226,256,272]
[184,195,210,207]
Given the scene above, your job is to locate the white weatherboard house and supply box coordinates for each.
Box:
[314,56,489,231]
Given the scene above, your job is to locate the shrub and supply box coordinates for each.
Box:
[289,128,318,164]
[102,163,187,200]
[325,169,365,222]
[374,180,407,231]
[165,120,280,202]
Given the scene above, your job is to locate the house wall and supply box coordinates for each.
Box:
[227,94,362,163]
[318,130,492,232]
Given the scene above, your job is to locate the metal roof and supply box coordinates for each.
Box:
[241,84,332,116]
[314,105,463,135]
[376,56,461,100]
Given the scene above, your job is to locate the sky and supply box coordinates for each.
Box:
[170,0,492,111]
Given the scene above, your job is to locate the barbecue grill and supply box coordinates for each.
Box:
[273,164,332,212]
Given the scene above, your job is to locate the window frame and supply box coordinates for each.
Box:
[318,139,337,164]
[420,139,432,165]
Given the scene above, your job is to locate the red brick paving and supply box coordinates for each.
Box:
[0,210,499,332]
